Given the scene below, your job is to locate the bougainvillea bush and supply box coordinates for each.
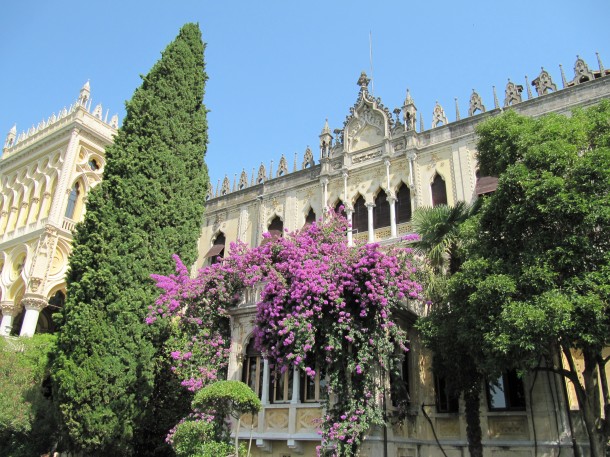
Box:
[148,210,422,456]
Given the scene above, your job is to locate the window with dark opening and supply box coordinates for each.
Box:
[396,183,412,224]
[305,208,316,226]
[205,232,225,264]
[242,339,264,399]
[352,195,368,234]
[431,174,448,207]
[487,370,526,411]
[436,375,459,413]
[373,191,391,229]
[65,182,80,219]
[391,352,410,409]
[269,367,293,403]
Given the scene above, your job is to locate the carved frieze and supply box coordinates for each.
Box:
[352,149,382,164]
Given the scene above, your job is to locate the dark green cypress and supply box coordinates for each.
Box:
[52,23,209,455]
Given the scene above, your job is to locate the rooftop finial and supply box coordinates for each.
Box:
[493,86,499,109]
[559,64,567,88]
[525,75,533,99]
[78,80,91,106]
[357,71,370,92]
[454,98,461,121]
[596,52,605,74]
[321,118,331,135]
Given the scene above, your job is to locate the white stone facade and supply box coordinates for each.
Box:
[0,83,117,337]
[196,58,610,457]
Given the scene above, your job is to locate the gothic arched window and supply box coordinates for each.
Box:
[431,174,448,207]
[65,182,80,219]
[373,191,391,229]
[352,195,368,234]
[396,183,412,224]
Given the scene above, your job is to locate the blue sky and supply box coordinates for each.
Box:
[1,0,609,188]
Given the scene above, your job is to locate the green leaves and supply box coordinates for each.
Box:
[52,23,209,455]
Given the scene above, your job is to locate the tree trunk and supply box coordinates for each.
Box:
[464,385,483,457]
[581,351,606,457]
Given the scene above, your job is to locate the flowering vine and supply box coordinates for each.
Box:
[148,211,422,456]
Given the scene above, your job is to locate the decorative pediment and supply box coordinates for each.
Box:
[341,72,393,153]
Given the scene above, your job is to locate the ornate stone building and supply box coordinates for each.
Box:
[196,55,610,457]
[0,82,117,337]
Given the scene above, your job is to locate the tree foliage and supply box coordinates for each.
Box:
[448,101,610,456]
[149,211,423,456]
[52,23,209,456]
[0,334,58,457]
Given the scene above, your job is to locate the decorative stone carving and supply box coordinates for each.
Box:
[302,146,314,169]
[504,80,523,107]
[357,71,371,92]
[220,176,230,196]
[431,102,448,128]
[572,55,595,85]
[468,90,486,116]
[238,170,248,190]
[0,301,20,316]
[277,155,288,177]
[532,67,558,95]
[403,89,418,131]
[21,295,47,312]
[257,164,266,184]
[28,277,43,293]
[93,104,103,119]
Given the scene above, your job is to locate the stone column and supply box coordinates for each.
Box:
[407,151,418,210]
[320,177,329,215]
[366,203,375,243]
[389,195,397,238]
[0,301,19,336]
[291,366,300,404]
[18,294,47,337]
[346,209,354,246]
[261,358,270,405]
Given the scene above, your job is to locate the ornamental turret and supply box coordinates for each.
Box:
[402,89,417,132]
[78,80,90,106]
[3,124,17,151]
[319,118,333,159]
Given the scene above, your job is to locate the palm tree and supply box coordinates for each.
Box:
[412,201,477,275]
[412,201,484,457]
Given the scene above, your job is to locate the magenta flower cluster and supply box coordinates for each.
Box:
[148,210,422,456]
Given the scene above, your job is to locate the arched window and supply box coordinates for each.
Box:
[305,208,316,226]
[352,195,368,234]
[205,233,225,265]
[373,191,391,229]
[242,339,263,398]
[396,183,412,224]
[334,201,346,217]
[38,290,66,334]
[431,174,448,207]
[65,182,80,219]
[267,216,283,238]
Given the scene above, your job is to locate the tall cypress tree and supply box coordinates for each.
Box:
[52,23,209,455]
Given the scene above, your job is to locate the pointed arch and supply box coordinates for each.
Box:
[373,188,391,229]
[205,231,226,265]
[396,182,412,224]
[352,194,368,234]
[431,173,448,207]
